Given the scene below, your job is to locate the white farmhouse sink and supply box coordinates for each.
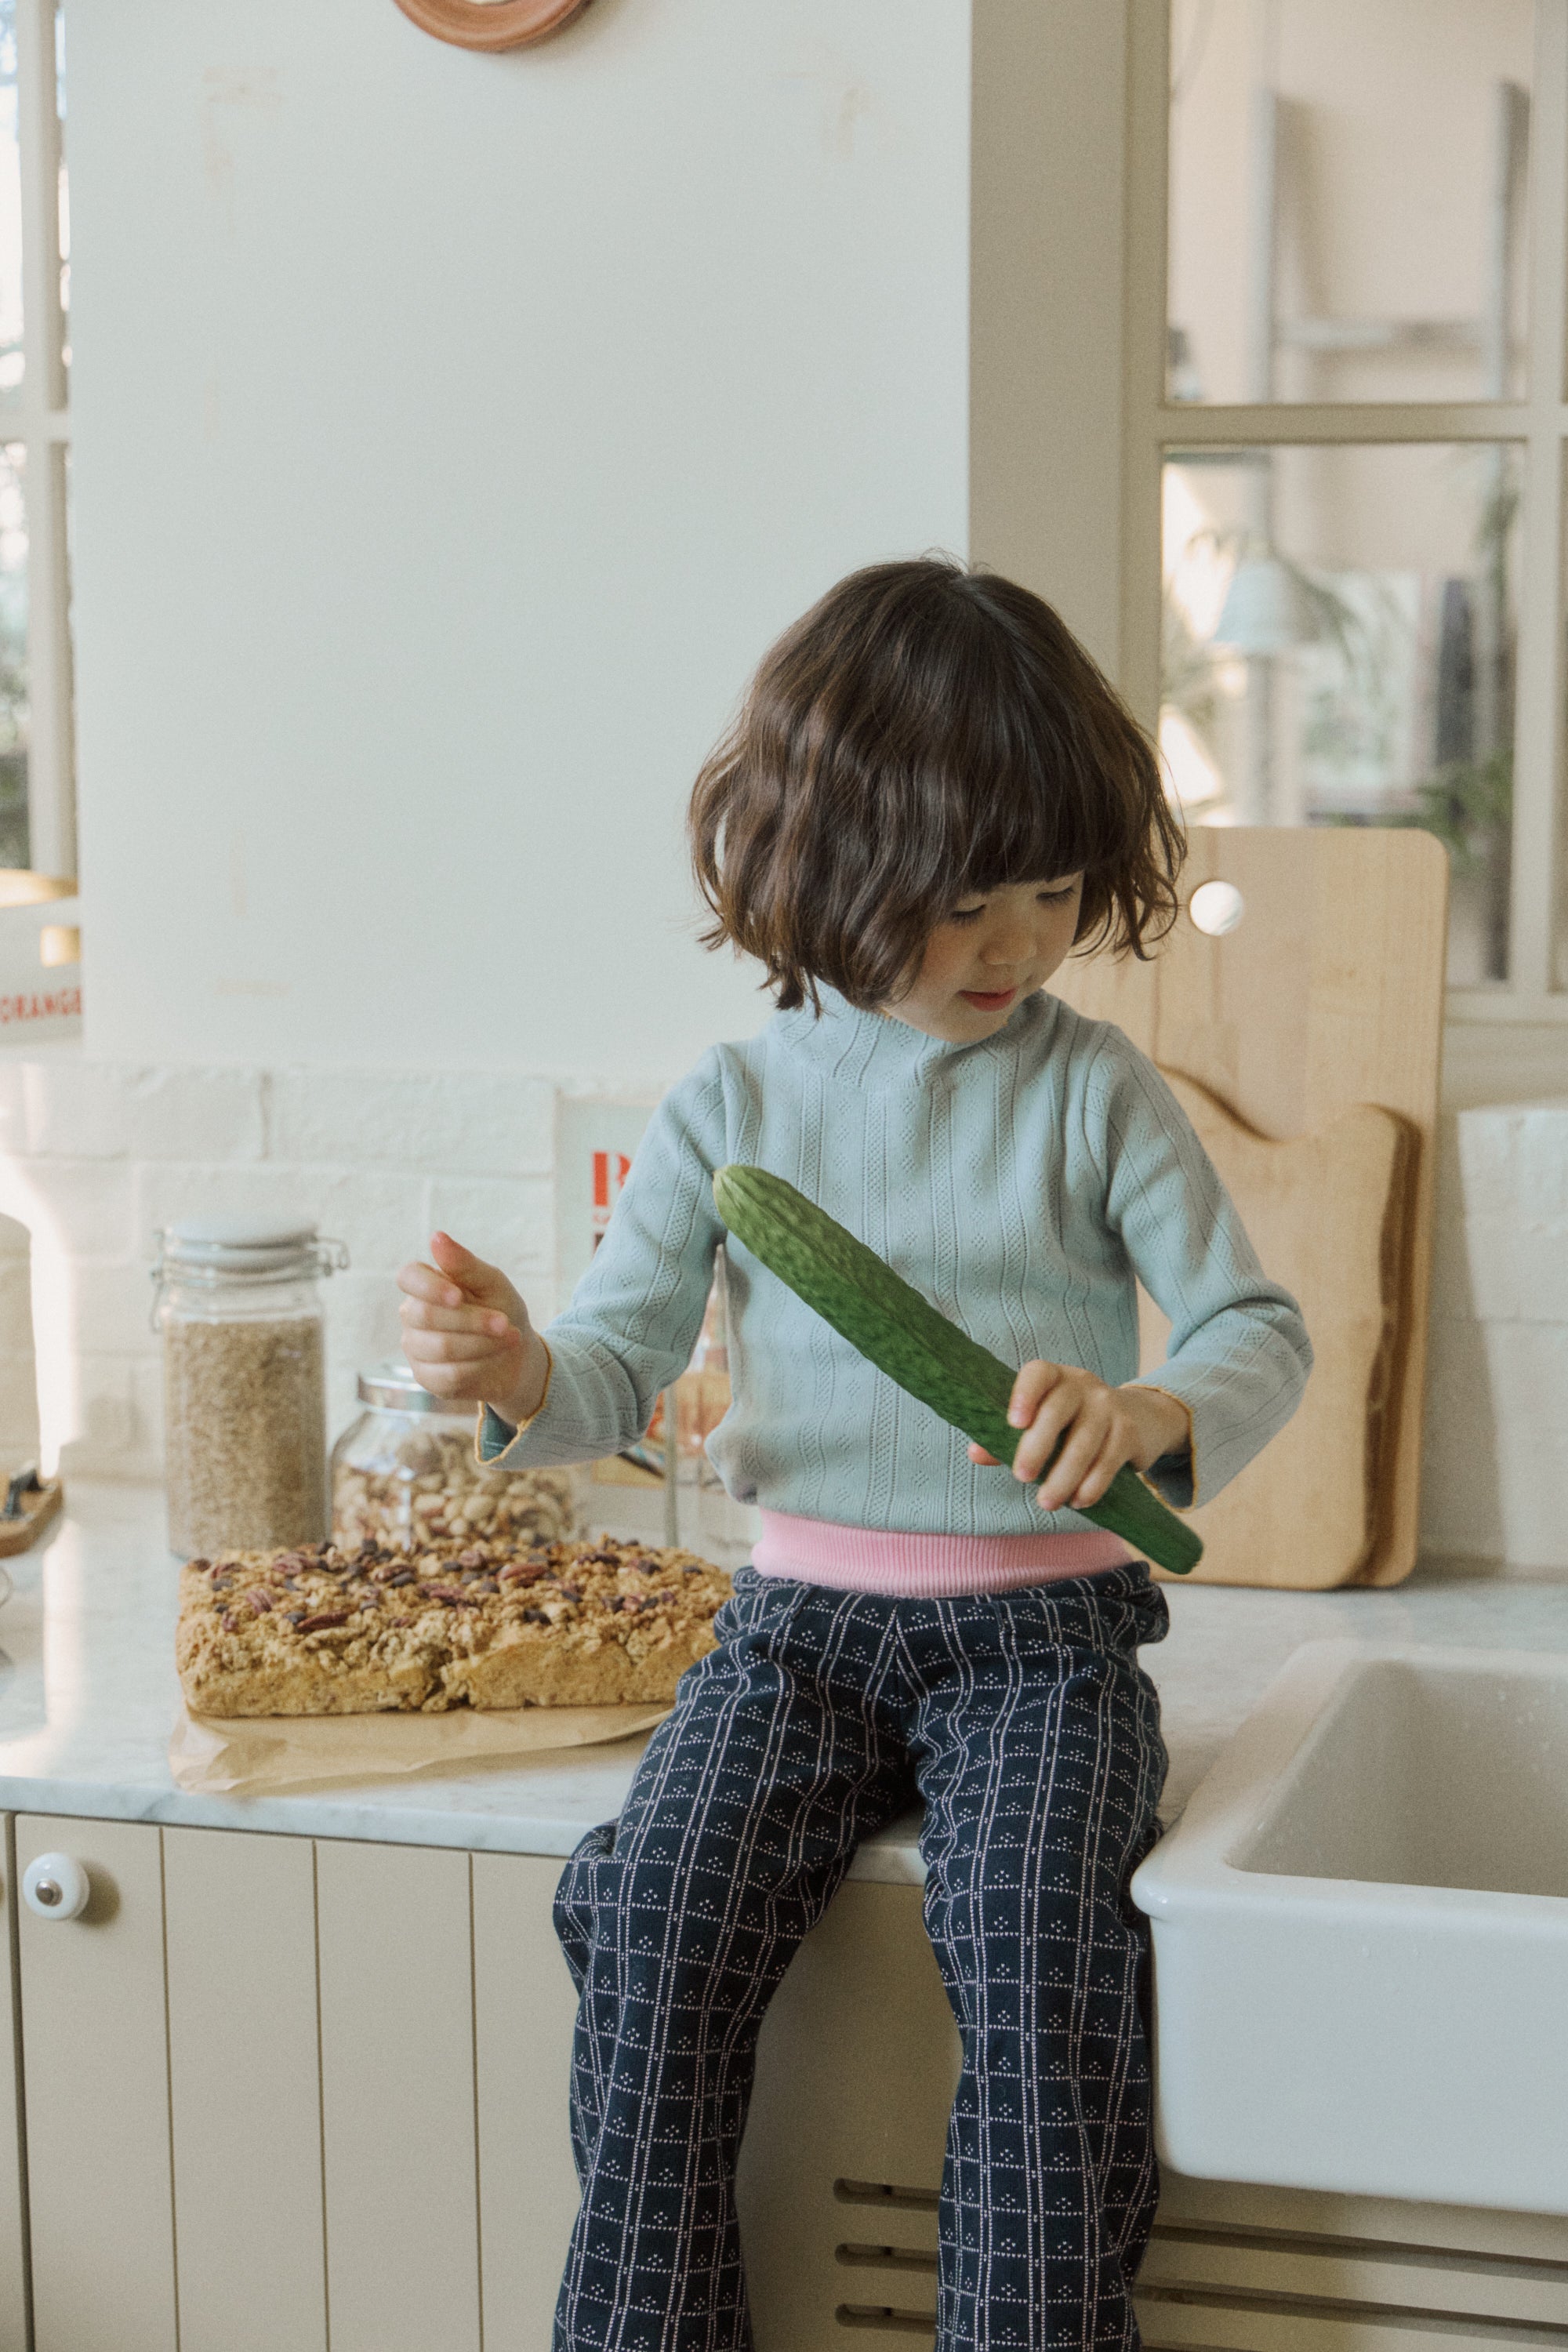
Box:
[1132,1642,1568,2215]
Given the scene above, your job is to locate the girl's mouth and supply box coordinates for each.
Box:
[959,985,1018,1011]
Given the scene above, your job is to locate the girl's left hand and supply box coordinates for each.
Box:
[967,1360,1191,1512]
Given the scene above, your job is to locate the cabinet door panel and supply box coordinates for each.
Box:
[16,1814,176,2352]
[0,1824,28,2352]
[473,1851,580,2352]
[163,1825,327,2352]
[316,1840,481,2352]
[739,1879,956,2352]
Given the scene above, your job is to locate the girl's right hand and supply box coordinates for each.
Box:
[396,1231,550,1428]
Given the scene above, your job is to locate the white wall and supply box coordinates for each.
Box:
[67,0,971,1083]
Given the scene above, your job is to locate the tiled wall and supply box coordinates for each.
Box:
[1422,1102,1568,1570]
[0,1060,554,1483]
[2,1057,1566,1567]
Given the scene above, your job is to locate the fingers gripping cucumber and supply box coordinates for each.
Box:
[712,1163,1202,1577]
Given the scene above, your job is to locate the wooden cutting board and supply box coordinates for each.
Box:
[1140,1076,1414,1590]
[1053,826,1447,1588]
[0,1472,62,1556]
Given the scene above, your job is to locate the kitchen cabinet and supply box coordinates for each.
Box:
[15,1816,177,2352]
[472,1850,583,2352]
[1,1812,1566,2352]
[162,1827,326,2352]
[5,1816,578,2352]
[317,1841,482,2352]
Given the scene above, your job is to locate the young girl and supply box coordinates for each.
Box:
[398,559,1311,2352]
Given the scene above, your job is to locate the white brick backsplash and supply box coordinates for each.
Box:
[133,1164,430,1276]
[0,1346,39,1447]
[23,1063,266,1162]
[18,1159,139,1257]
[323,1271,407,1386]
[1428,1212,1474,1323]
[57,1352,143,1473]
[65,1259,160,1359]
[60,1353,167,1488]
[1421,1318,1506,1559]
[1511,1104,1568,1218]
[268,1070,552,1176]
[425,1175,553,1279]
[1422,1316,1568,1568]
[1444,1214,1568,1325]
[130,1353,167,1468]
[1450,1101,1568,1221]
[1448,1107,1520,1218]
[0,1062,24,1158]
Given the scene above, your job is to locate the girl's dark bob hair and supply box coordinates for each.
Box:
[690,556,1185,1012]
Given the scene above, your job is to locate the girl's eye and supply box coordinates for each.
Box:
[1038,885,1077,906]
[948,905,985,925]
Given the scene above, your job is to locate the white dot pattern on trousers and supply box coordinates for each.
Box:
[550,1564,1169,2352]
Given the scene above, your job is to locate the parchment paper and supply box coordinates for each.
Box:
[169,1700,670,1796]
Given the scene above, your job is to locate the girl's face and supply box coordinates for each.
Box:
[885,874,1085,1043]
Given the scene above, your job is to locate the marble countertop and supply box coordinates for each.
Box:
[1,1482,1564,1886]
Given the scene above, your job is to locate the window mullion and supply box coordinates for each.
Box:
[1508,0,1568,1000]
[1119,0,1170,730]
[15,0,68,880]
[1150,400,1532,445]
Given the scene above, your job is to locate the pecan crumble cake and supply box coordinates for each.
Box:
[176,1535,732,1716]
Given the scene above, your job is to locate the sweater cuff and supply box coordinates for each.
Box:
[1127,1381,1198,1510]
[474,1341,554,1468]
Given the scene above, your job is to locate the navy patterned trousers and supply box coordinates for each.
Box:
[552,1563,1171,2352]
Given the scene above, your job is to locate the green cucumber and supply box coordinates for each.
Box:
[713,1163,1202,1577]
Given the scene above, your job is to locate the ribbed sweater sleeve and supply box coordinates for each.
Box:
[1083,1032,1313,1506]
[478,1054,728,1471]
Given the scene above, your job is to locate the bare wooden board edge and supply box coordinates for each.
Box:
[0,1478,62,1556]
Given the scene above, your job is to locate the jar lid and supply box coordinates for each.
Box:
[154,1219,346,1280]
[355,1360,459,1415]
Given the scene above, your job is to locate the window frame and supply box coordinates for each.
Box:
[1120,0,1568,1023]
[13,0,69,884]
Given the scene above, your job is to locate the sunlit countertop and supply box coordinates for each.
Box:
[0,1481,1563,1886]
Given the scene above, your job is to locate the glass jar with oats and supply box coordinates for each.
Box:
[154,1221,347,1557]
[331,1362,578,1554]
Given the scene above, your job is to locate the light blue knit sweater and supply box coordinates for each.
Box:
[481,988,1312,1537]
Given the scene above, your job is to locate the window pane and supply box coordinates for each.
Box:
[1161,442,1521,987]
[0,441,24,866]
[1167,0,1534,405]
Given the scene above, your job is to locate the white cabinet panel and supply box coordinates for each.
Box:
[15,1814,176,2352]
[739,1878,957,2352]
[316,1839,481,2352]
[473,1850,582,2352]
[0,1825,28,2352]
[163,1824,328,2352]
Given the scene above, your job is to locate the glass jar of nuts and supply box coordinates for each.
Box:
[331,1362,578,1553]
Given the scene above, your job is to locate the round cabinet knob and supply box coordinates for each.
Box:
[23,1853,90,1922]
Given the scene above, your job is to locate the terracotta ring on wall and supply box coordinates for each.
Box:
[392,0,594,52]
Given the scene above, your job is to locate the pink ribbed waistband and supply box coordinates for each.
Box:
[751,1509,1135,1599]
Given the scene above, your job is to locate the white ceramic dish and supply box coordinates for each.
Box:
[1132,1640,1568,2216]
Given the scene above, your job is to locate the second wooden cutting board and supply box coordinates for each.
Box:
[1140,1076,1414,1591]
